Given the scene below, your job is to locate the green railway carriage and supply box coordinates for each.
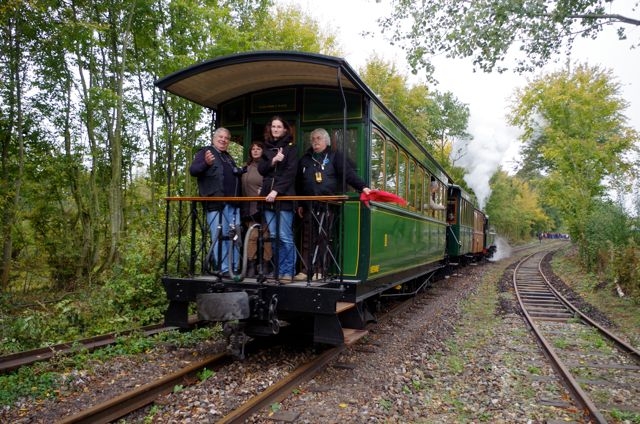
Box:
[446,184,496,262]
[156,51,453,352]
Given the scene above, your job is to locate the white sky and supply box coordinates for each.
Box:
[279,0,639,205]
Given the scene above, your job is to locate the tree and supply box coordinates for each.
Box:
[247,3,340,54]
[426,91,471,166]
[0,0,40,290]
[379,0,640,74]
[358,55,470,167]
[485,170,550,241]
[509,63,637,250]
[2,0,337,291]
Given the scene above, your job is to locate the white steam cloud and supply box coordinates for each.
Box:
[452,121,521,209]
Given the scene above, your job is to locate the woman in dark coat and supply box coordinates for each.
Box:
[258,116,298,280]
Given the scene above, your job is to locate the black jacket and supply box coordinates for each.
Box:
[190,146,241,211]
[297,147,367,196]
[258,135,298,210]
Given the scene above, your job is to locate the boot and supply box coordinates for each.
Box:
[246,260,256,278]
[262,260,274,278]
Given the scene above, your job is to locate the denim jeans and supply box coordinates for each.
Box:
[264,209,295,277]
[206,204,241,273]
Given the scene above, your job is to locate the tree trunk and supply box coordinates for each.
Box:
[1,15,25,292]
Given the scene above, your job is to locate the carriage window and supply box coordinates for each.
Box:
[330,128,358,168]
[384,141,398,194]
[414,165,424,213]
[398,152,408,207]
[227,134,244,163]
[408,160,416,210]
[370,131,385,189]
[430,178,446,221]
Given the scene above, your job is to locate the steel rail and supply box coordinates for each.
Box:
[56,352,230,424]
[513,251,609,424]
[216,345,346,424]
[0,321,199,374]
[535,254,640,360]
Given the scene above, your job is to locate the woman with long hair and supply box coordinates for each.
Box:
[258,116,298,281]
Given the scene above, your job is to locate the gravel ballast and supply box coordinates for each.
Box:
[3,242,637,423]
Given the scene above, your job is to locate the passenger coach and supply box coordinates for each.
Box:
[446,185,496,263]
[156,51,458,354]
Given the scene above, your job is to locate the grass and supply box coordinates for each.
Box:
[421,244,589,421]
[551,248,640,346]
[0,327,220,407]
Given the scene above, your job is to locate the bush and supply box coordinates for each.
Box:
[99,226,167,326]
[612,241,640,302]
[1,223,168,354]
[581,200,629,273]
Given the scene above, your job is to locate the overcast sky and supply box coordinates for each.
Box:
[279,0,639,206]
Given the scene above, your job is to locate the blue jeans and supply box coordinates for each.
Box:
[206,204,241,273]
[264,209,295,276]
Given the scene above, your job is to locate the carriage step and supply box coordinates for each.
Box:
[343,328,368,345]
[336,301,356,313]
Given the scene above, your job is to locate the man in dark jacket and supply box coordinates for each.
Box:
[295,128,371,281]
[189,127,243,276]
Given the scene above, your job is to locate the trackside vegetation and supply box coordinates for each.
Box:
[1,1,638,358]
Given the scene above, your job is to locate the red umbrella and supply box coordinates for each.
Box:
[360,190,408,208]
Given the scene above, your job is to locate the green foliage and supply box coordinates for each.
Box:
[250,4,340,54]
[380,0,638,74]
[612,240,640,301]
[378,398,393,411]
[270,402,282,412]
[144,405,161,424]
[0,217,167,353]
[0,297,94,353]
[427,91,471,162]
[358,55,470,167]
[610,409,640,424]
[447,356,464,374]
[155,326,220,348]
[485,170,551,242]
[99,225,166,326]
[509,63,637,249]
[0,328,219,406]
[198,367,215,382]
[0,363,62,406]
[581,200,630,271]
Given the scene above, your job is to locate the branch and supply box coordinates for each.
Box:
[567,13,640,26]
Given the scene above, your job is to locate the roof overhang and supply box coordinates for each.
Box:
[155,51,363,109]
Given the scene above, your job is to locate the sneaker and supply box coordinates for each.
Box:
[312,273,322,280]
[294,272,308,281]
[280,274,293,284]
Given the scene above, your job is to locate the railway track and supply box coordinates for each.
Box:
[49,278,425,423]
[514,251,640,423]
[50,334,353,423]
[56,351,232,424]
[2,242,584,423]
[0,317,200,374]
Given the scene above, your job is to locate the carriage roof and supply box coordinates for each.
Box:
[154,51,368,109]
[155,51,453,184]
